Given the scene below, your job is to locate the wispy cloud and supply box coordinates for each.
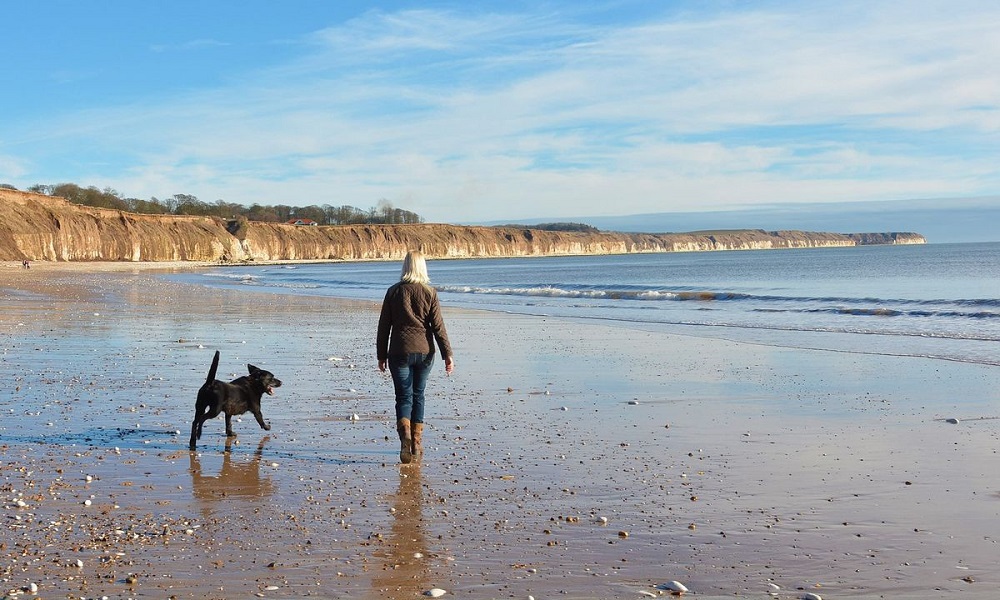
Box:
[6,1,1000,221]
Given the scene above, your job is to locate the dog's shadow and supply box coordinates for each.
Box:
[188,436,276,500]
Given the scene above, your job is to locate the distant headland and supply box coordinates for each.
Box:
[0,189,925,263]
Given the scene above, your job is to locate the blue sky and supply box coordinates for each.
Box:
[2,0,999,224]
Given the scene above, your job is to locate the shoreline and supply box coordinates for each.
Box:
[2,265,999,598]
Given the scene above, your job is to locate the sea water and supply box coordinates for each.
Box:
[168,242,1000,366]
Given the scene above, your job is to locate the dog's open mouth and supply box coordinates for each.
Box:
[266,386,275,395]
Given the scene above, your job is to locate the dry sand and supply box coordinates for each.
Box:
[1,261,999,599]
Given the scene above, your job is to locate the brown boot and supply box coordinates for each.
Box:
[411,422,424,463]
[396,418,412,464]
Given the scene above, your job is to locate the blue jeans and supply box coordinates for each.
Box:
[389,353,435,423]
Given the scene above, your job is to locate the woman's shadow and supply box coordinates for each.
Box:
[372,465,432,598]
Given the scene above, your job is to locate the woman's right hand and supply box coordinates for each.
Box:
[445,356,455,375]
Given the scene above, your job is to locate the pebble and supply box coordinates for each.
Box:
[945,418,960,424]
[658,580,688,593]
[801,594,822,600]
[424,589,447,598]
[627,400,639,405]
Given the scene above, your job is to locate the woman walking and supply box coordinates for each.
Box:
[377,251,454,464]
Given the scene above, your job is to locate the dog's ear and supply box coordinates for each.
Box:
[248,364,259,374]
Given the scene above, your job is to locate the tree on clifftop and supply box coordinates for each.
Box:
[27,181,424,225]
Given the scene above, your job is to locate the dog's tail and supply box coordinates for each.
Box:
[206,350,220,383]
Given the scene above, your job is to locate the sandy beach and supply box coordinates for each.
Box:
[2,260,999,599]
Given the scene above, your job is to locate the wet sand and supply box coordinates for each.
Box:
[2,261,1000,599]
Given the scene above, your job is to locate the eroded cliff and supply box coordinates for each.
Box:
[0,189,926,262]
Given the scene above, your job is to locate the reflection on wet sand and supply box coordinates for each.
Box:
[372,465,431,599]
[188,436,275,501]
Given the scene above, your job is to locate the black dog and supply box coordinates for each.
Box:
[189,350,281,450]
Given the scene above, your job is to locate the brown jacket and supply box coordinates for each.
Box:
[377,282,453,361]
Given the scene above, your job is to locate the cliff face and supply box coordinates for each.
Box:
[0,190,926,262]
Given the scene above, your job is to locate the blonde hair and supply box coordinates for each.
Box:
[400,250,431,284]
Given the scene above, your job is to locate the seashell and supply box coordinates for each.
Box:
[657,581,688,593]
[424,589,447,598]
[628,399,639,405]
[945,418,960,424]
[801,594,822,600]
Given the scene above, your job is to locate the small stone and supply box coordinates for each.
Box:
[945,418,960,424]
[627,400,639,405]
[424,589,447,598]
[658,581,688,593]
[618,530,629,538]
[801,594,822,600]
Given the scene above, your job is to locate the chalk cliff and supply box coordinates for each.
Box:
[0,189,926,262]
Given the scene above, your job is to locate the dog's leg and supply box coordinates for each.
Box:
[189,415,203,450]
[225,413,236,437]
[190,398,207,450]
[251,409,271,432]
